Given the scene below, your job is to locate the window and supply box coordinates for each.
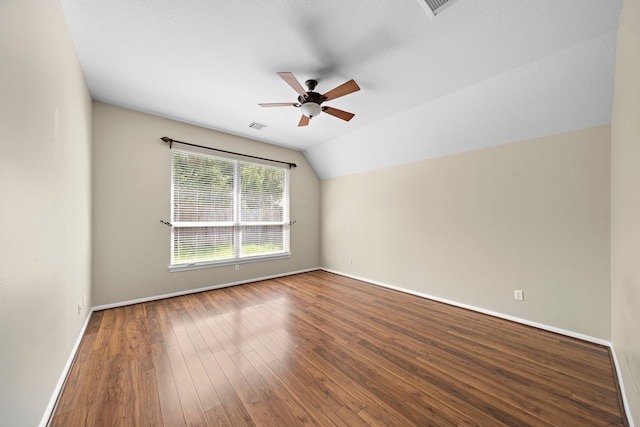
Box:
[170,146,290,271]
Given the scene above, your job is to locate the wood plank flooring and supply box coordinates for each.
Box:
[49,270,628,426]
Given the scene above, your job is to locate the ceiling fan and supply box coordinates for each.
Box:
[259,72,360,127]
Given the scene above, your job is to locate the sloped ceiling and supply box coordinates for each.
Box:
[60,0,622,178]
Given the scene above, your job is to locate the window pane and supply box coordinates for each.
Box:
[173,226,233,263]
[241,225,283,256]
[172,151,234,222]
[240,163,284,222]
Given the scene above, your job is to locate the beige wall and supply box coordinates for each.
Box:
[322,125,611,339]
[611,0,640,422]
[0,0,93,425]
[92,103,320,306]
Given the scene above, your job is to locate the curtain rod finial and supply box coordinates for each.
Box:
[161,136,173,149]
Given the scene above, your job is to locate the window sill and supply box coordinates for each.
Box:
[169,252,291,273]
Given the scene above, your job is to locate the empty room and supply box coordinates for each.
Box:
[2,0,639,425]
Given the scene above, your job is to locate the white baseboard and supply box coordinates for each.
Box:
[39,308,94,427]
[321,268,635,425]
[92,267,320,311]
[609,346,635,427]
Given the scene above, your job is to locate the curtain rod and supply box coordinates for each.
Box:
[161,137,297,169]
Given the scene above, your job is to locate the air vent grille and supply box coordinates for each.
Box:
[418,0,456,18]
[249,121,267,131]
[425,0,448,11]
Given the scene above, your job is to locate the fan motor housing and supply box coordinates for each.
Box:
[299,91,325,105]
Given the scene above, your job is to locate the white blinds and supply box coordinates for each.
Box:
[171,147,289,266]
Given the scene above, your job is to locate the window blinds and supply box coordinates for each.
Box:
[171,147,289,267]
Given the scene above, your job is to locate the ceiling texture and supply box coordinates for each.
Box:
[60,0,622,179]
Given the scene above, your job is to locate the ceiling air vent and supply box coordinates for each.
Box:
[417,0,456,18]
[249,121,267,131]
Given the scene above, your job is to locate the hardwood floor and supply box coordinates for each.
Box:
[49,270,628,426]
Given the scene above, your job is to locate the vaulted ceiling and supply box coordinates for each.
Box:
[61,0,622,178]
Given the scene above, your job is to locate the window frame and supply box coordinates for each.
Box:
[169,146,290,272]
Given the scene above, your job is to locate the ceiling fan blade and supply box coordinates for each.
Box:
[322,79,360,101]
[323,106,355,122]
[298,115,310,127]
[277,72,307,97]
[258,102,298,107]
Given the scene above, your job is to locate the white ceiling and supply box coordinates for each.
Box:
[60,0,622,179]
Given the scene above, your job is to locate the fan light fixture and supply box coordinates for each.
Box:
[300,102,322,118]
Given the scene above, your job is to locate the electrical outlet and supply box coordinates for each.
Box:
[234,264,239,271]
[77,303,82,315]
[514,290,524,301]
[348,258,352,265]
[82,293,86,307]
